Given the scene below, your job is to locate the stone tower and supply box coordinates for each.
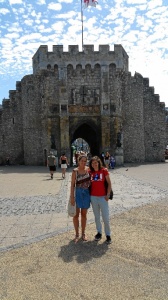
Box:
[0,44,167,165]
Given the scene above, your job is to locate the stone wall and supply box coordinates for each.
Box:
[122,72,145,162]
[0,87,23,165]
[143,79,166,162]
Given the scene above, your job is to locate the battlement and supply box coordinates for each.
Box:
[32,44,129,74]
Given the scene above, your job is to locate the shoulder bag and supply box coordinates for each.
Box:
[103,169,113,200]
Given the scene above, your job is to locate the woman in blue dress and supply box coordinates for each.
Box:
[70,154,91,243]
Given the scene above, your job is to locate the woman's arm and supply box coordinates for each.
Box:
[70,170,76,205]
[105,174,112,201]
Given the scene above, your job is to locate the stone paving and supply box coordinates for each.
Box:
[0,162,167,252]
[0,162,168,300]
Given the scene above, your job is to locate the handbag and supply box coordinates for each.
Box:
[103,170,113,200]
[68,200,76,217]
[67,170,78,217]
[104,179,113,199]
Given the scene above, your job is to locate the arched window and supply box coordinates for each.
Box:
[47,64,51,70]
[67,64,73,77]
[54,64,59,78]
[94,63,101,77]
[76,64,82,75]
[86,64,91,71]
[54,64,58,72]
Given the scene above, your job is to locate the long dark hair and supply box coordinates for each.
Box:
[89,156,103,171]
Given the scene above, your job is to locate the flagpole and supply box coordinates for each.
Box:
[81,0,84,51]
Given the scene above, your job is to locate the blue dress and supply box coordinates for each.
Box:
[75,172,91,209]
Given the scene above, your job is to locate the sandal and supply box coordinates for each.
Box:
[74,235,79,243]
[82,234,88,242]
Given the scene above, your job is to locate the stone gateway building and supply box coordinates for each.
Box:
[0,44,167,166]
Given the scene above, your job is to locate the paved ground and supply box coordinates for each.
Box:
[0,162,168,299]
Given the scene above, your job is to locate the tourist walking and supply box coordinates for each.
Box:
[59,153,69,179]
[89,156,112,244]
[104,151,110,169]
[70,154,91,243]
[47,151,56,179]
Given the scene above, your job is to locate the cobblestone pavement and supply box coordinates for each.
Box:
[0,162,168,252]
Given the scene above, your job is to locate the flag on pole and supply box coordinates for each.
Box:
[83,0,98,8]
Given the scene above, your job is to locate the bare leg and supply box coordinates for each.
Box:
[81,208,88,241]
[73,208,80,242]
[62,168,66,178]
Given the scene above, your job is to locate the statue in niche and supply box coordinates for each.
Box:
[71,89,76,104]
[70,89,81,104]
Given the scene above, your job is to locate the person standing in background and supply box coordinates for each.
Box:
[59,153,69,179]
[109,155,116,169]
[47,151,56,179]
[104,151,110,169]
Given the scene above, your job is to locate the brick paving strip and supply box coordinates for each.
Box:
[0,163,167,252]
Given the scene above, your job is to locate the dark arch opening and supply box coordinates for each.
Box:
[71,123,100,165]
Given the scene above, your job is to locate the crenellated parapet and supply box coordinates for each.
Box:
[32,44,129,75]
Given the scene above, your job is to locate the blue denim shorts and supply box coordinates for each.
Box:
[75,187,90,209]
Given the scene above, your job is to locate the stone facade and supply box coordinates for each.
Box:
[0,44,167,165]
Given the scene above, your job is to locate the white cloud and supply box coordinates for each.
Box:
[56,11,77,19]
[12,7,25,14]
[37,0,46,4]
[7,23,23,33]
[5,32,20,39]
[58,0,73,3]
[147,0,163,10]
[51,21,66,33]
[126,0,147,4]
[136,15,153,29]
[9,0,23,4]
[0,8,10,14]
[24,19,34,26]
[48,2,62,11]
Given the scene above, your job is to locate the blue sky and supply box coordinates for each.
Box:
[0,0,168,107]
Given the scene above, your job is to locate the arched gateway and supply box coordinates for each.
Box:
[71,122,100,157]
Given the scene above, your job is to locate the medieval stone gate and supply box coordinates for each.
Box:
[58,109,118,166]
[0,44,166,166]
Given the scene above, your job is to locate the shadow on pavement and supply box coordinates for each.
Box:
[58,239,110,264]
